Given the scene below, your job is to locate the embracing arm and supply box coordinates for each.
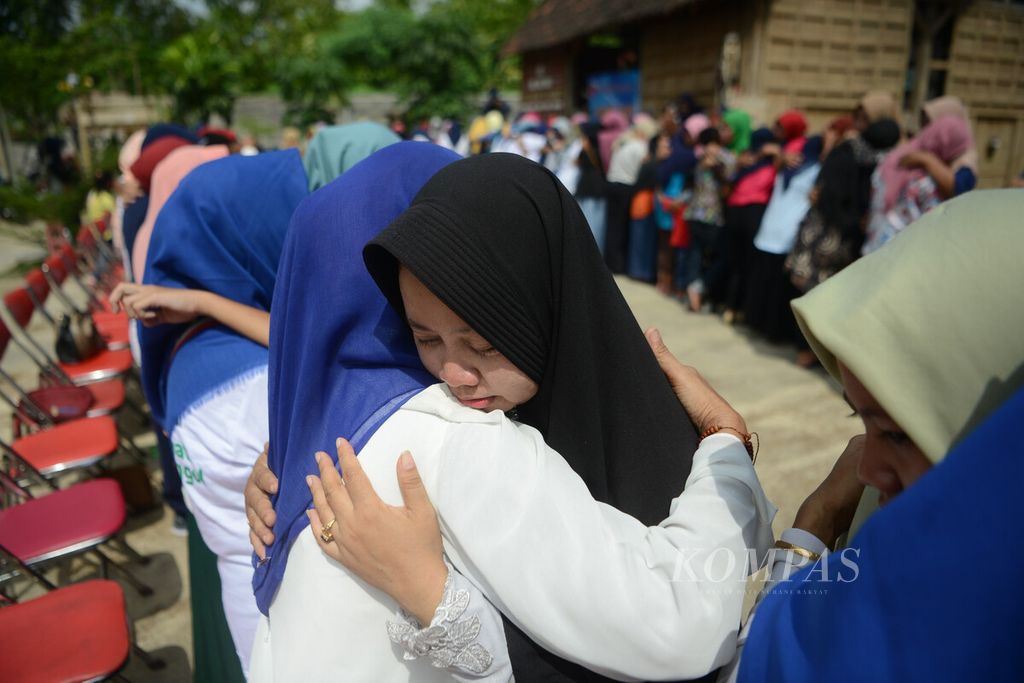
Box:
[281,330,775,681]
[434,421,773,681]
[899,150,955,198]
[111,283,270,346]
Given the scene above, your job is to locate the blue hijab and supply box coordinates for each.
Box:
[142,123,198,150]
[139,150,307,431]
[733,127,778,183]
[780,135,824,191]
[739,386,1024,682]
[121,195,149,274]
[252,142,460,614]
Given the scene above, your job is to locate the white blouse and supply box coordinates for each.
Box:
[250,383,775,682]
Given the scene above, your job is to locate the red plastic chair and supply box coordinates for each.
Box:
[9,416,120,477]
[0,544,166,679]
[3,287,132,385]
[0,578,131,682]
[0,298,149,468]
[0,463,152,596]
[0,300,125,422]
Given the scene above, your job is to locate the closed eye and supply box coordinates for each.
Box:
[883,431,911,446]
[414,336,441,347]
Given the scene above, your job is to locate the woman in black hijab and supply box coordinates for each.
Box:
[365,153,700,522]
[250,153,773,681]
[785,119,901,293]
[349,154,770,679]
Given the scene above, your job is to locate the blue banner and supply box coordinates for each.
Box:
[586,70,641,117]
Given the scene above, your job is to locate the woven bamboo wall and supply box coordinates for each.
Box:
[947,2,1024,186]
[759,0,913,128]
[640,3,755,113]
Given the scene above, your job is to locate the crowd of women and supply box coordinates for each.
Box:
[99,102,1021,682]
[457,92,980,369]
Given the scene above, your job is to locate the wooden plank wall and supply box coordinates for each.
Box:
[640,3,755,114]
[947,2,1024,187]
[759,0,913,129]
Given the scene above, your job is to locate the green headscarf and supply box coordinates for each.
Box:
[792,189,1024,537]
[722,109,753,153]
[302,122,400,191]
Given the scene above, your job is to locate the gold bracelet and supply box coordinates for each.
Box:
[700,425,758,462]
[774,539,821,562]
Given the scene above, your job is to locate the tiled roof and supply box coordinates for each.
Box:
[506,0,704,53]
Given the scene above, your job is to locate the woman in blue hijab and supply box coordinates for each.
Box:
[248,149,773,682]
[139,150,307,674]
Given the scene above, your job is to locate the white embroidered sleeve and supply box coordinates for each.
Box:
[386,561,511,681]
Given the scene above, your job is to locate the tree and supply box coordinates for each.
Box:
[328,5,487,122]
[159,28,241,125]
[276,34,348,127]
[0,1,193,135]
[0,0,76,135]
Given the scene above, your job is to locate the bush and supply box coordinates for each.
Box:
[0,180,88,231]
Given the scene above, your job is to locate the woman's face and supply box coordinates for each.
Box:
[839,362,933,506]
[656,134,672,160]
[398,266,539,413]
[853,105,870,133]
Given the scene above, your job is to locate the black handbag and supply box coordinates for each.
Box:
[55,312,104,363]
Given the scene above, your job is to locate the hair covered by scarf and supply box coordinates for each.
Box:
[139,150,308,429]
[365,153,699,524]
[723,109,753,153]
[365,153,701,679]
[878,115,972,211]
[859,90,899,123]
[302,122,401,191]
[253,142,461,616]
[922,95,978,172]
[776,110,808,142]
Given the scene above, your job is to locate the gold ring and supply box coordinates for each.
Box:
[319,517,337,543]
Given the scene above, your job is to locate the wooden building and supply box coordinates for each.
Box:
[507,0,1024,187]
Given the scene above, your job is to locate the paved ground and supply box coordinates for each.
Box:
[0,231,859,679]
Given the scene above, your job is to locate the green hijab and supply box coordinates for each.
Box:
[722,109,753,153]
[302,122,401,191]
[792,189,1024,536]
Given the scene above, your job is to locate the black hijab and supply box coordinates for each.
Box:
[365,153,700,679]
[816,119,901,236]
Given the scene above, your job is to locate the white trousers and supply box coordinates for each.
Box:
[172,367,269,678]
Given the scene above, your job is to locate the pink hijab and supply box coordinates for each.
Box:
[598,110,629,172]
[112,131,146,255]
[684,113,710,142]
[132,145,229,283]
[879,116,973,212]
[923,96,978,172]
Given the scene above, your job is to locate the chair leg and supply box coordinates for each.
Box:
[132,643,167,670]
[93,548,153,596]
[120,436,153,469]
[122,395,149,422]
[113,535,151,566]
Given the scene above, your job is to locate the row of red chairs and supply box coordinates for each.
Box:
[0,217,165,680]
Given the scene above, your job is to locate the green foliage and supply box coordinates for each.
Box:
[0,1,193,137]
[66,2,193,96]
[0,180,88,227]
[0,0,539,138]
[0,1,75,135]
[326,1,537,123]
[276,34,348,128]
[396,9,488,121]
[160,28,242,125]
